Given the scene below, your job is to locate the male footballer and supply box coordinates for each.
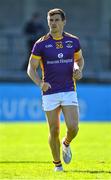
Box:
[27,8,84,171]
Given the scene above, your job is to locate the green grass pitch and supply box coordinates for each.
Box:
[0,122,111,180]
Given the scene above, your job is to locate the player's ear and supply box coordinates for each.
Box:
[63,20,66,26]
[47,16,50,27]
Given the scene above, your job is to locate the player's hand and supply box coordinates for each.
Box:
[40,82,51,92]
[73,69,82,80]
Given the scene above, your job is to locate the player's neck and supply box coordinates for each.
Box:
[50,31,63,40]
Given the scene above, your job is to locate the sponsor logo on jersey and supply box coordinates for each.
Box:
[47,58,73,65]
[45,44,53,48]
[58,53,63,58]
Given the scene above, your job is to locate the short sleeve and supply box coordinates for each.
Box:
[31,41,42,57]
[75,38,81,52]
[74,38,82,61]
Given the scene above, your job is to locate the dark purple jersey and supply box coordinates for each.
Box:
[32,32,81,95]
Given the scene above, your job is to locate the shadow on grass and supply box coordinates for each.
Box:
[65,169,111,174]
[0,161,111,174]
[0,161,51,164]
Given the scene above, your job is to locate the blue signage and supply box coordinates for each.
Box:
[0,83,45,121]
[0,83,111,121]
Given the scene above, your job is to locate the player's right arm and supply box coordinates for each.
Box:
[27,54,51,92]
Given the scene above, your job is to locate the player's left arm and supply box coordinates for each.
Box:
[73,49,84,80]
[75,50,84,71]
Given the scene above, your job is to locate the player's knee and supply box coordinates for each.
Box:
[50,126,60,137]
[74,125,79,135]
[68,123,79,136]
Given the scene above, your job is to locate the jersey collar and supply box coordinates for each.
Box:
[49,32,64,40]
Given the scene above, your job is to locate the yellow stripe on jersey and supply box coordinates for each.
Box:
[74,49,82,62]
[73,79,76,91]
[31,54,42,60]
[64,32,79,40]
[40,59,44,80]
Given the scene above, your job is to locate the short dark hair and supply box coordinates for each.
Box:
[47,8,66,21]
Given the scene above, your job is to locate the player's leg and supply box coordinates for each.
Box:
[60,91,79,164]
[62,105,79,143]
[61,105,79,164]
[45,106,63,170]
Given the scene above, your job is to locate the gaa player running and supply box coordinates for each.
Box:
[27,8,84,172]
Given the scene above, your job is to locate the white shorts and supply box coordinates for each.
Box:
[42,91,78,111]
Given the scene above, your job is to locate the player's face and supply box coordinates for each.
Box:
[48,14,66,34]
